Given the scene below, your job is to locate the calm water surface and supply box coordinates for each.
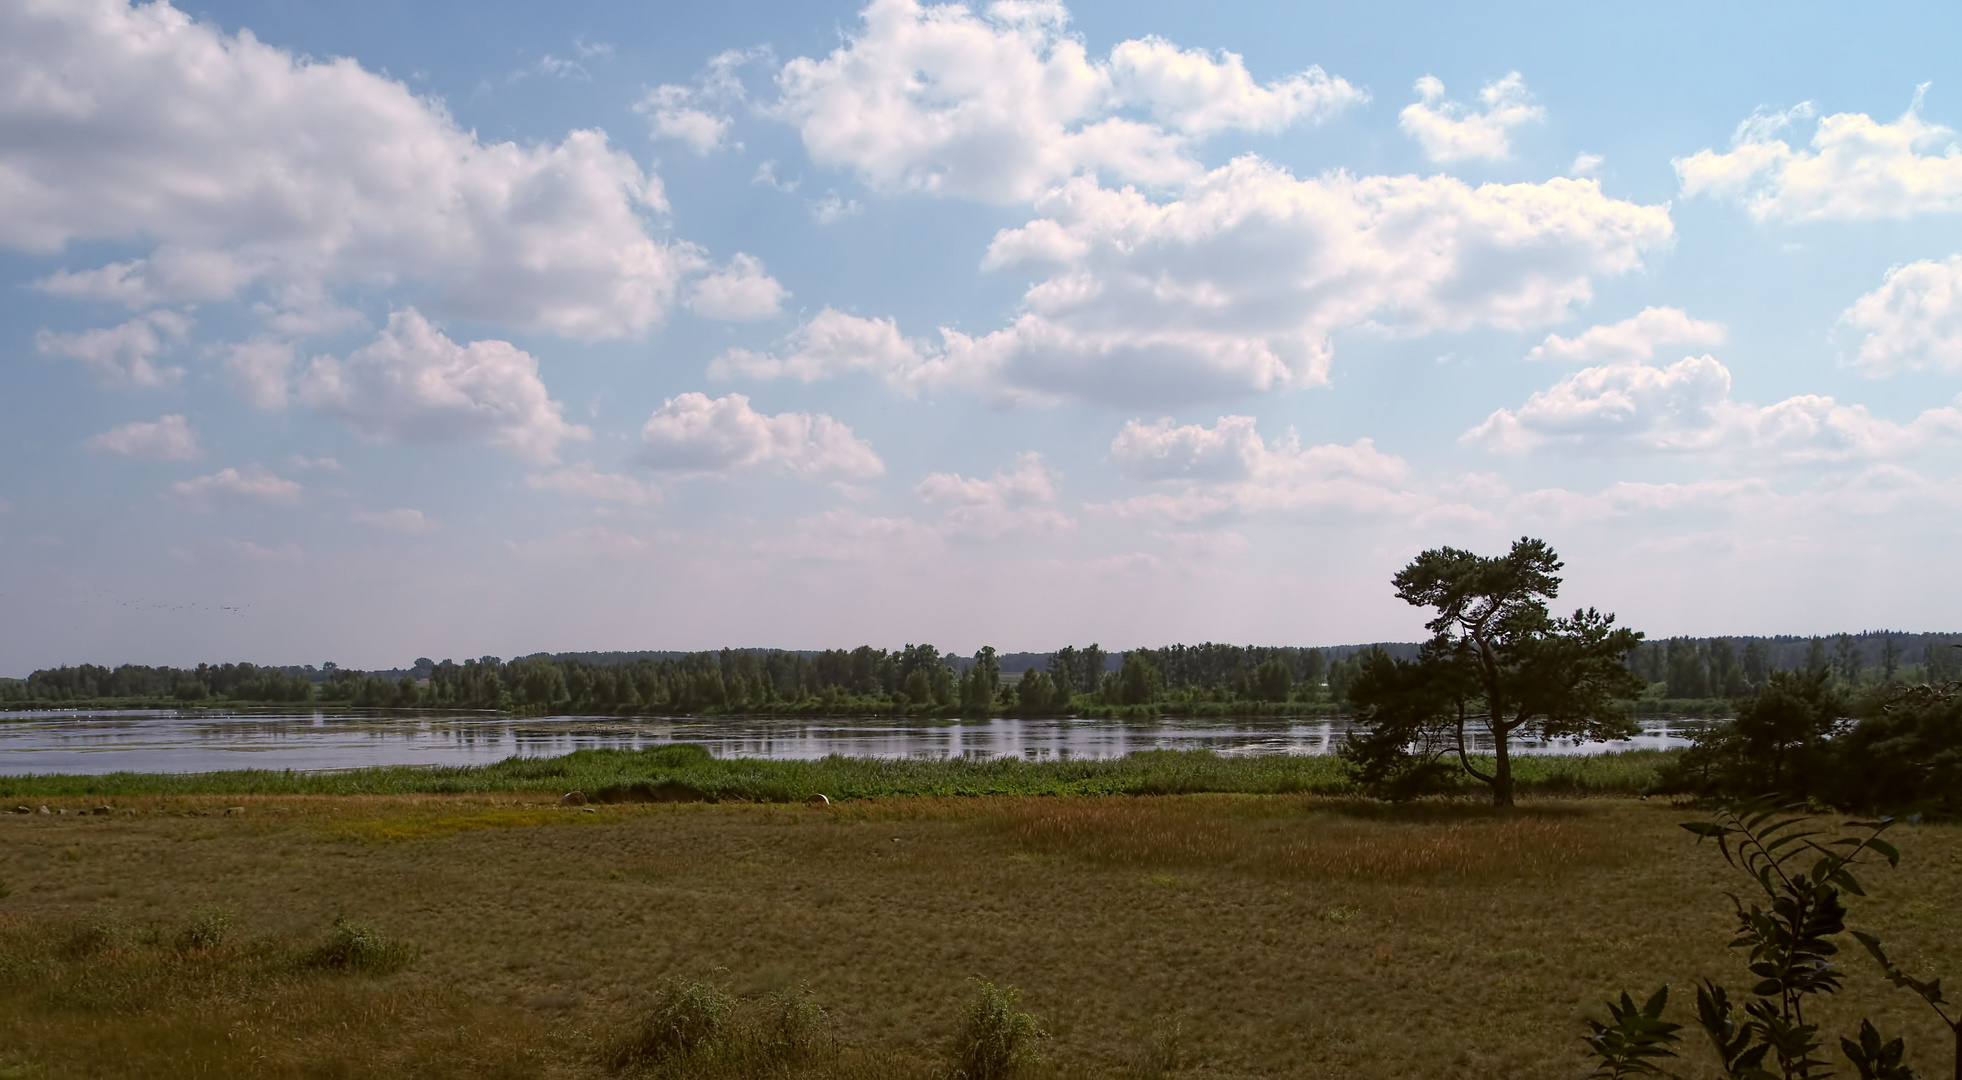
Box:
[0,709,1704,775]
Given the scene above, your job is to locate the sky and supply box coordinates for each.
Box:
[5,0,1962,673]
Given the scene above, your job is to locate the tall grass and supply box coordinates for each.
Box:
[0,745,1677,800]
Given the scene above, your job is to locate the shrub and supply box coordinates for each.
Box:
[302,915,415,973]
[174,906,233,952]
[763,983,828,1061]
[951,981,1047,1080]
[613,978,736,1067]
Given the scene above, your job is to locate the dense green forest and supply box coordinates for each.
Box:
[3,631,1956,716]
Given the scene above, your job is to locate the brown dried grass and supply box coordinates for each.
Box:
[0,794,1956,1078]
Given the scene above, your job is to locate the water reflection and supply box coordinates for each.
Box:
[0,709,1705,776]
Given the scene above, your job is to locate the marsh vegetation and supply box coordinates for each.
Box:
[1,794,1957,1078]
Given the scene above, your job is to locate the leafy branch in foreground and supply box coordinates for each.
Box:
[1855,933,1962,1080]
[1582,798,1951,1080]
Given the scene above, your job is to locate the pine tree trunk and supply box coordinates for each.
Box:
[1491,729,1515,807]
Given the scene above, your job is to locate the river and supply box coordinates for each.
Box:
[0,709,1706,775]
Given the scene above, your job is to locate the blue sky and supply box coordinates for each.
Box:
[6,0,1962,672]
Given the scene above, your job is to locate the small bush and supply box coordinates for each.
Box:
[174,906,232,952]
[61,920,119,959]
[763,983,828,1061]
[1127,1019,1185,1080]
[302,915,415,973]
[951,981,1047,1080]
[613,978,736,1068]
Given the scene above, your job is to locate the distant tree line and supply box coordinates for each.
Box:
[2,631,1954,717]
[1624,630,1962,702]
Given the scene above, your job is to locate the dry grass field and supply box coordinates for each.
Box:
[0,794,1956,1078]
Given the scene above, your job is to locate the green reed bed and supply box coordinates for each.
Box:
[0,745,1677,801]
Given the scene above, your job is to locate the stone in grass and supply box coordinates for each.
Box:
[12,806,27,815]
[560,791,588,806]
[807,793,831,807]
[36,806,50,815]
[225,806,246,816]
[93,806,112,815]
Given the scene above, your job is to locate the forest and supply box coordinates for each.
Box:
[3,631,1956,717]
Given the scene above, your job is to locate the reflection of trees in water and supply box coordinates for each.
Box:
[4,711,1695,775]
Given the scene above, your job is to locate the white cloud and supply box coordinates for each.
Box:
[1104,37,1365,136]
[916,452,1071,537]
[1526,307,1727,363]
[299,309,588,462]
[753,160,799,192]
[1570,152,1604,177]
[1839,255,1962,373]
[637,84,731,153]
[772,0,1359,203]
[3,0,690,339]
[525,463,663,505]
[720,164,1670,407]
[168,466,301,507]
[1399,72,1544,163]
[351,508,438,534]
[1466,353,1962,463]
[635,49,766,153]
[709,308,930,384]
[34,311,191,388]
[224,339,294,410]
[1109,415,1266,480]
[284,455,341,471]
[686,254,788,321]
[807,190,863,223]
[1097,415,1423,523]
[1676,90,1962,222]
[86,414,200,460]
[637,392,885,480]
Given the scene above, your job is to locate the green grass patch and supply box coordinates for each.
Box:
[0,745,1676,800]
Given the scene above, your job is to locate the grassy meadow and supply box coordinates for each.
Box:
[1,785,1958,1078]
[0,744,1670,801]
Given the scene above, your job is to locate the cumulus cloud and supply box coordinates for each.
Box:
[717,164,1670,406]
[1104,36,1366,135]
[1097,415,1423,523]
[86,414,200,460]
[525,463,663,505]
[1839,255,1962,373]
[351,508,438,534]
[916,452,1071,537]
[1109,415,1266,480]
[299,309,588,462]
[34,311,191,388]
[709,309,929,384]
[772,0,1361,203]
[167,465,301,507]
[224,339,294,410]
[1399,72,1544,163]
[685,254,788,321]
[2,0,692,339]
[1527,307,1727,364]
[1676,90,1962,222]
[637,84,731,153]
[636,48,765,153]
[1465,354,1962,463]
[637,392,884,480]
